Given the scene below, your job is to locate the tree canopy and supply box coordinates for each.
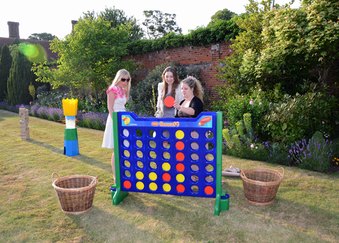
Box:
[28,33,57,41]
[7,45,35,105]
[142,10,182,39]
[33,8,139,97]
[0,45,12,101]
[208,8,236,26]
[84,7,144,41]
[219,0,339,94]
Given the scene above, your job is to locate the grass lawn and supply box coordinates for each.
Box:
[0,109,338,242]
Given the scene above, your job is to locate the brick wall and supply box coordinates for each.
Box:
[126,42,233,93]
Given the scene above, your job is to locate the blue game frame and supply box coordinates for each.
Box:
[110,111,229,215]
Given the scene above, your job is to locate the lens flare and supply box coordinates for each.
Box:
[18,43,47,62]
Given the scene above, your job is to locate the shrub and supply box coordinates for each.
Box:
[36,106,49,119]
[35,90,66,108]
[79,112,107,131]
[331,138,339,159]
[30,104,40,117]
[0,102,29,113]
[222,112,269,161]
[264,91,337,144]
[47,107,63,122]
[266,142,291,165]
[288,131,333,172]
[214,83,270,138]
[129,64,168,116]
[0,101,106,131]
[78,95,107,113]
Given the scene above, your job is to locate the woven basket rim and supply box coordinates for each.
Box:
[240,167,284,186]
[52,174,97,192]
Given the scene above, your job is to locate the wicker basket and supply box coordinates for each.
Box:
[52,173,98,214]
[240,167,284,206]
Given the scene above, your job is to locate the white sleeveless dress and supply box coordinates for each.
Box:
[102,87,127,149]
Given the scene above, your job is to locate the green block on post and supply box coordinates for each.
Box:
[64,128,78,141]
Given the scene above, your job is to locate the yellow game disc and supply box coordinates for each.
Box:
[136,171,144,180]
[176,173,185,183]
[175,130,185,140]
[149,172,158,181]
[136,181,144,190]
[163,183,171,192]
[162,162,171,171]
[149,182,158,191]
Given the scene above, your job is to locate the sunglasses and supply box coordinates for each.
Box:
[121,78,130,82]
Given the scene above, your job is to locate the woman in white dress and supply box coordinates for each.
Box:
[102,69,131,179]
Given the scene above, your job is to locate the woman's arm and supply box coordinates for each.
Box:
[107,91,116,117]
[178,105,195,116]
[174,99,195,116]
[155,83,164,117]
[175,97,203,117]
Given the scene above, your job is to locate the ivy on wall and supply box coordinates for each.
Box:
[126,19,240,55]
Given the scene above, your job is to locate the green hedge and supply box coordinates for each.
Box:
[126,19,239,55]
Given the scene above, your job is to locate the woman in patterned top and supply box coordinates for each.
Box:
[102,69,131,180]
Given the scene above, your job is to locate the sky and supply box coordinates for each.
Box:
[0,0,300,40]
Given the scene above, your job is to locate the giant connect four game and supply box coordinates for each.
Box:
[110,111,229,215]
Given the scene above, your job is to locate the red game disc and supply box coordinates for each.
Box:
[164,96,175,108]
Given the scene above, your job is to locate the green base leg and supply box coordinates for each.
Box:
[111,185,129,205]
[214,193,230,216]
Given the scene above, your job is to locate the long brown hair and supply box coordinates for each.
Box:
[161,66,180,100]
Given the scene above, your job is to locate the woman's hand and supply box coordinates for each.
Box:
[173,101,181,110]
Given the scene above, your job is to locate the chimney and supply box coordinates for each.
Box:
[71,20,78,32]
[8,21,20,38]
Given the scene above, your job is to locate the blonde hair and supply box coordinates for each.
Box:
[161,66,180,100]
[109,69,131,100]
[181,76,204,102]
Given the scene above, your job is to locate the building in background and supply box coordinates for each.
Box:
[0,21,61,60]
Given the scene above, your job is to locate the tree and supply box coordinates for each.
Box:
[33,7,138,98]
[98,7,144,40]
[7,46,34,105]
[83,8,144,41]
[218,0,268,93]
[302,0,339,84]
[251,8,310,93]
[249,0,339,94]
[219,0,339,94]
[208,8,236,26]
[214,0,338,144]
[0,45,12,101]
[28,33,57,41]
[142,10,182,39]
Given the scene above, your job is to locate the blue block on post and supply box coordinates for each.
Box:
[64,140,79,156]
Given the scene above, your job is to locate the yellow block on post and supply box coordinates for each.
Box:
[62,98,78,116]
